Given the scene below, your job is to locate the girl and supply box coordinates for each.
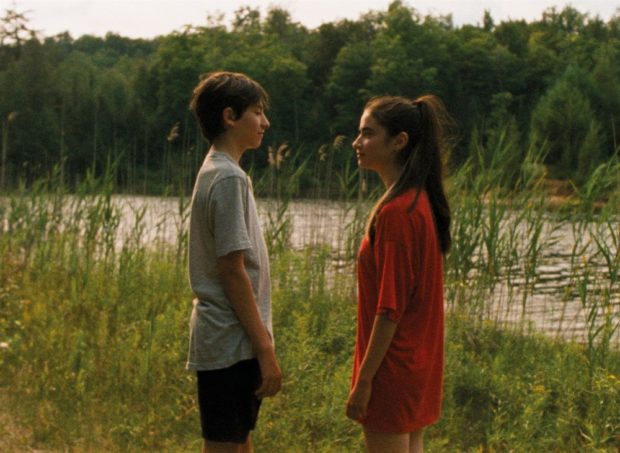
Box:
[346,95,452,453]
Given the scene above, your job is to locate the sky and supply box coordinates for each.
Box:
[6,0,620,40]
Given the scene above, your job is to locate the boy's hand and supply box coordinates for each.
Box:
[255,346,282,398]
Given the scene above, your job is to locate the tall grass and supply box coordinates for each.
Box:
[1,139,619,451]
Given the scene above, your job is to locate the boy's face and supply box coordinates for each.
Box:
[230,103,270,150]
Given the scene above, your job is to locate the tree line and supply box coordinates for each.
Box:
[1,1,619,194]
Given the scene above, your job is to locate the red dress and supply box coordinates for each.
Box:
[352,188,444,433]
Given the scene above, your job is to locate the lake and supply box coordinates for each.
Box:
[105,194,620,346]
[3,193,617,346]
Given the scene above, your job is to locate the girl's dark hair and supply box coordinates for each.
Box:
[189,71,269,142]
[365,95,452,254]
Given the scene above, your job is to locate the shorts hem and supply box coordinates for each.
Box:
[361,416,439,434]
[186,354,255,371]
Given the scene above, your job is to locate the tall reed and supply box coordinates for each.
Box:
[1,138,619,451]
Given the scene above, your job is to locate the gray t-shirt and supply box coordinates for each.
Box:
[186,150,272,371]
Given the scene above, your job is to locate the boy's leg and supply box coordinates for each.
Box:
[240,436,253,453]
[202,440,240,453]
[202,436,252,453]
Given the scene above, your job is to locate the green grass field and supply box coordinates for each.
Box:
[1,149,619,451]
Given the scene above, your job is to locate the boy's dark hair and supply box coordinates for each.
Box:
[189,71,269,142]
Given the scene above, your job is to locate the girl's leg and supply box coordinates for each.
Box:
[409,429,424,453]
[363,427,409,453]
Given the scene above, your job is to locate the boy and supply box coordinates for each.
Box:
[186,71,281,453]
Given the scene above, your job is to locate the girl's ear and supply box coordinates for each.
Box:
[394,131,409,152]
[222,107,237,129]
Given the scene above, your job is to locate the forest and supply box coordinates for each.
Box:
[1,0,619,194]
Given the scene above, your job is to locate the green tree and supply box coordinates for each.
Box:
[0,39,58,183]
[304,21,366,87]
[494,20,531,57]
[365,1,442,98]
[449,26,521,143]
[530,65,598,178]
[326,41,374,136]
[577,119,605,181]
[150,30,214,169]
[0,1,618,192]
[54,52,99,175]
[590,45,620,154]
[263,7,308,59]
[232,6,261,33]
[222,38,309,146]
[0,5,38,62]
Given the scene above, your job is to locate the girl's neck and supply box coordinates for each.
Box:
[378,163,402,189]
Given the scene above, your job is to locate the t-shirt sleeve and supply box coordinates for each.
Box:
[373,206,416,323]
[209,175,253,257]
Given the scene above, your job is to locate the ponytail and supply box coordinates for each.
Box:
[364,95,452,254]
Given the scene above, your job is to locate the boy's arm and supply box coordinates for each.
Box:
[217,249,282,399]
[346,314,397,421]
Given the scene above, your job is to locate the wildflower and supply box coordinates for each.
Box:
[318,144,328,161]
[332,135,346,150]
[268,143,289,170]
[167,122,180,143]
[0,341,9,350]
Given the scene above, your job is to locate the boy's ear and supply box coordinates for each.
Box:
[222,107,237,128]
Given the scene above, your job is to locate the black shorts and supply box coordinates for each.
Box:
[196,359,262,443]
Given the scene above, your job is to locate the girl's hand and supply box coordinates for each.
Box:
[346,379,372,421]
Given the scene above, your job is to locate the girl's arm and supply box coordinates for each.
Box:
[346,313,397,421]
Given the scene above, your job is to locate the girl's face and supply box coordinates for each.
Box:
[352,109,399,174]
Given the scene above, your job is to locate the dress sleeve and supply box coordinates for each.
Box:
[209,175,253,257]
[373,205,416,323]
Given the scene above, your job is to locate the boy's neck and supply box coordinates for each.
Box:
[210,137,245,163]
